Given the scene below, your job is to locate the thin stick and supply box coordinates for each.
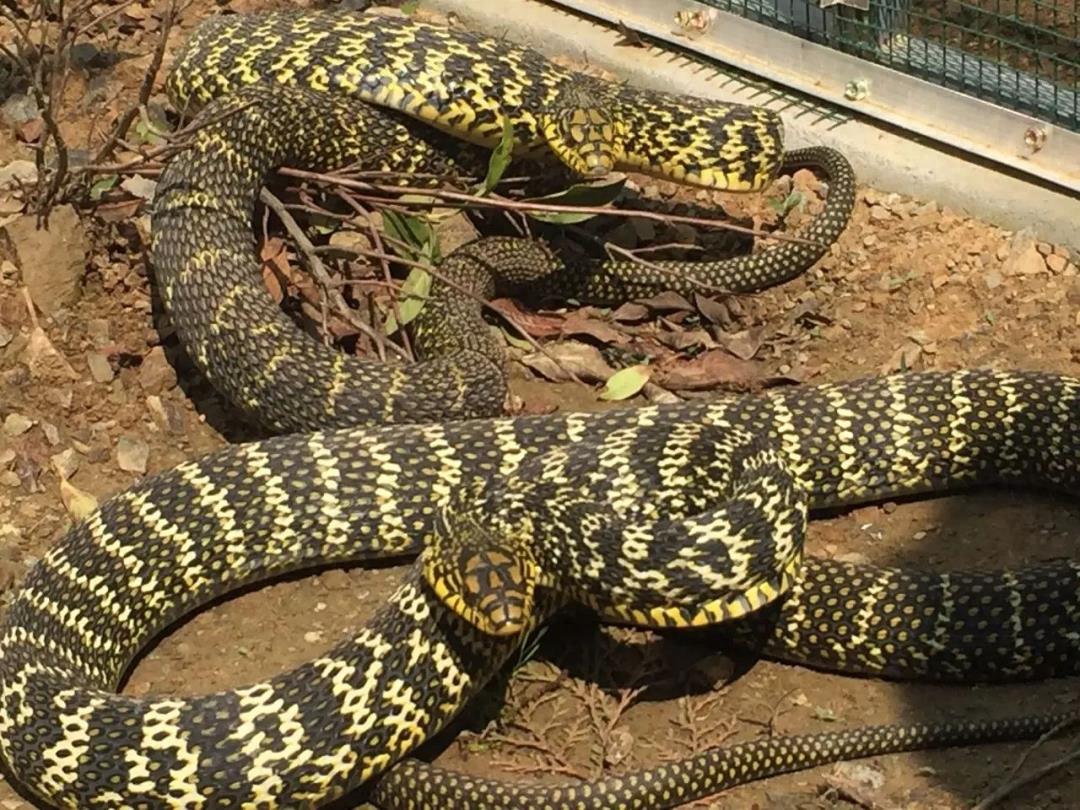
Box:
[973,720,1080,809]
[278,167,822,247]
[259,188,412,363]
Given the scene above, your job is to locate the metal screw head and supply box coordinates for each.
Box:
[844,79,870,101]
[1024,127,1047,152]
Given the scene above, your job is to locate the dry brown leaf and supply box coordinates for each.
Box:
[715,326,766,360]
[653,350,760,391]
[519,341,614,383]
[636,291,694,312]
[655,328,716,352]
[610,302,651,322]
[694,293,737,326]
[488,298,566,339]
[560,310,627,345]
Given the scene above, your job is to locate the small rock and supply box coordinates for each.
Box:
[1036,241,1054,256]
[0,324,11,349]
[85,318,111,347]
[120,175,158,201]
[931,271,949,289]
[1047,254,1068,273]
[0,94,38,128]
[115,436,149,474]
[86,351,114,383]
[319,569,352,591]
[137,346,176,393]
[0,471,20,488]
[0,160,38,188]
[2,413,34,437]
[40,421,60,445]
[984,269,1002,289]
[50,448,80,480]
[6,205,87,314]
[868,205,891,221]
[145,395,184,434]
[303,631,323,644]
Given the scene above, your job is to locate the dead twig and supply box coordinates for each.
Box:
[258,188,411,363]
[278,167,823,247]
[973,719,1080,810]
[91,0,176,166]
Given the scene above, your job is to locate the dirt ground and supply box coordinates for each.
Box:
[2,1,1080,809]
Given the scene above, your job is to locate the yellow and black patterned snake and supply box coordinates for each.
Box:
[151,10,855,433]
[2,370,1080,808]
[3,9,1078,810]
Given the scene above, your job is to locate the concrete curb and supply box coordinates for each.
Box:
[422,0,1080,251]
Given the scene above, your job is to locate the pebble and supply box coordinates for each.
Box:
[40,422,59,446]
[6,205,88,314]
[50,448,80,480]
[319,569,352,591]
[115,436,149,474]
[138,346,177,393]
[984,269,1002,289]
[2,413,33,437]
[86,351,114,383]
[145,395,184,434]
[0,94,38,127]
[868,205,891,222]
[0,160,38,188]
[0,471,20,488]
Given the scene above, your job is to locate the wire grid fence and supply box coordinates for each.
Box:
[697,0,1079,131]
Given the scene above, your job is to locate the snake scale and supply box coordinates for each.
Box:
[152,10,855,433]
[1,7,1078,810]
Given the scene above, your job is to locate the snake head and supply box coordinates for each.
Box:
[540,80,627,178]
[422,512,541,637]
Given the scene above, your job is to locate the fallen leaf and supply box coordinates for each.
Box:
[610,302,650,322]
[600,364,650,400]
[488,298,566,339]
[59,476,98,521]
[715,326,765,360]
[694,293,736,326]
[560,310,626,345]
[653,350,760,391]
[520,341,614,383]
[636,290,694,312]
[655,327,716,352]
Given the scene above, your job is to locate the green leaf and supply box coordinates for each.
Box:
[769,190,804,216]
[526,177,626,224]
[382,209,439,262]
[599,364,651,401]
[384,266,432,334]
[482,116,516,194]
[501,328,534,351]
[89,175,118,201]
[400,0,419,13]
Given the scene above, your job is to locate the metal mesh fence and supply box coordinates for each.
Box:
[698,0,1079,131]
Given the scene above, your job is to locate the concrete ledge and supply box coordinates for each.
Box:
[422,0,1080,251]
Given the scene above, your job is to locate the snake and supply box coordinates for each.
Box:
[1,370,1080,808]
[151,9,856,433]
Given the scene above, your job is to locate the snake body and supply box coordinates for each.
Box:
[152,11,855,433]
[1,371,1079,808]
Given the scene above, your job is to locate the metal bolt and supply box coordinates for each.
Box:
[844,79,870,101]
[1024,127,1047,152]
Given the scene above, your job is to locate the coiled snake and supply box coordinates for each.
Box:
[151,10,855,433]
[2,371,1079,808]
[2,8,1078,810]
